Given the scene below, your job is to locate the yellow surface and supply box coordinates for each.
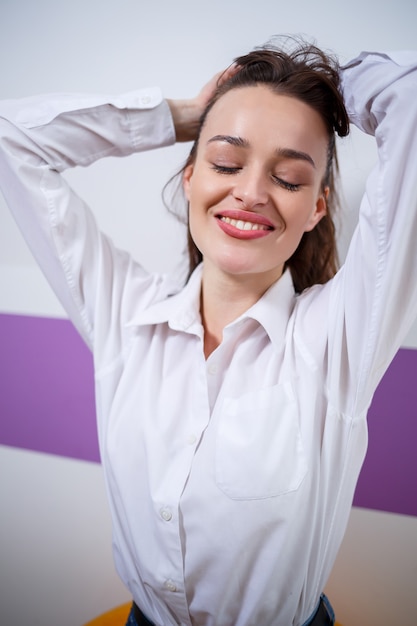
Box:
[83,603,343,625]
[83,602,131,626]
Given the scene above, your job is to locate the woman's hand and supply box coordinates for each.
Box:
[167,63,240,143]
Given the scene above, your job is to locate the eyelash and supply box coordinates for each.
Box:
[272,176,300,192]
[211,164,239,175]
[211,164,301,192]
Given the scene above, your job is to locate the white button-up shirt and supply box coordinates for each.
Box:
[0,51,416,626]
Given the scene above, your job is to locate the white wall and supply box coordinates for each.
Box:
[1,1,417,625]
[0,446,130,625]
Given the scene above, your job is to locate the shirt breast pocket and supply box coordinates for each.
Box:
[215,382,308,500]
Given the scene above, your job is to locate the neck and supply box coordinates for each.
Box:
[200,263,282,358]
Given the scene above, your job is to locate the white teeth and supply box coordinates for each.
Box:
[220,216,269,231]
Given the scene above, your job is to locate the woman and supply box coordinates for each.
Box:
[0,38,416,626]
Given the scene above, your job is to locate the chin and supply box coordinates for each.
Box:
[216,261,279,281]
[212,256,259,276]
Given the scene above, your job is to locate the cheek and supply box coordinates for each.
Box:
[186,164,232,209]
[277,199,319,241]
[188,194,205,234]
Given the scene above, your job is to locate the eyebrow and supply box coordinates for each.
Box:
[206,135,316,169]
[276,147,316,169]
[207,134,249,148]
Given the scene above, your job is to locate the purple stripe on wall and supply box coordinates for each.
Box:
[0,313,99,462]
[0,313,416,516]
[353,347,417,516]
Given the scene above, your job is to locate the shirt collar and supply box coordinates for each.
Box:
[126,264,296,349]
[125,264,204,336]
[229,268,296,350]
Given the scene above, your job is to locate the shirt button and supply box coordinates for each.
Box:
[186,434,197,445]
[160,507,172,522]
[140,95,151,105]
[164,579,177,592]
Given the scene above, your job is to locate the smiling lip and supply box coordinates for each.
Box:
[215,209,275,240]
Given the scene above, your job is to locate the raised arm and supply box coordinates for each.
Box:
[0,89,178,351]
[325,51,417,414]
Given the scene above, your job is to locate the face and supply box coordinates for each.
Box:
[183,85,329,289]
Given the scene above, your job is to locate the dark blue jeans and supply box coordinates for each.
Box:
[125,604,153,626]
[125,605,139,625]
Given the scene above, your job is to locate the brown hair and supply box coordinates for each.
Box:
[165,38,350,293]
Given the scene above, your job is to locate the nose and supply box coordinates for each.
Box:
[232,166,269,209]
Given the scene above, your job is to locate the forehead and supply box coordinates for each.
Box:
[200,85,329,167]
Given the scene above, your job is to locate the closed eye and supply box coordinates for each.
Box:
[211,164,241,174]
[272,176,301,192]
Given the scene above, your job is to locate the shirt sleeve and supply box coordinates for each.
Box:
[325,51,417,415]
[0,88,176,352]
